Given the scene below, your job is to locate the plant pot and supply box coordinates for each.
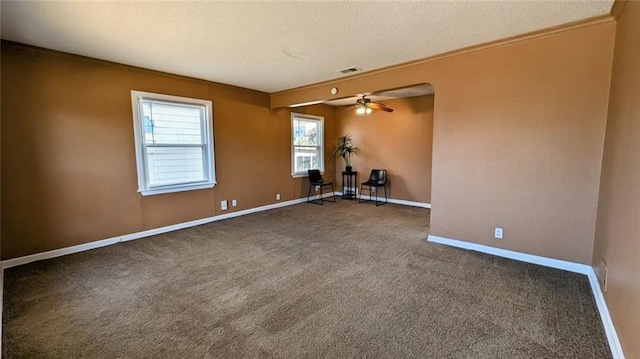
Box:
[345,165,353,173]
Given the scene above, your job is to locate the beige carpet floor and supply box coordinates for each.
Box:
[3,201,611,358]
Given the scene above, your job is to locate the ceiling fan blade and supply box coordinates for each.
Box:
[339,105,357,112]
[368,103,394,112]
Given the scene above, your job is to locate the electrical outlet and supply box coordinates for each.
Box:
[315,185,320,192]
[276,193,281,200]
[232,199,237,207]
[221,200,228,211]
[494,227,503,239]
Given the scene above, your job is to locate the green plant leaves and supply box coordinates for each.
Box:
[333,134,360,166]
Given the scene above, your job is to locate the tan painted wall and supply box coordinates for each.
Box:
[336,95,433,203]
[273,19,616,264]
[0,42,335,260]
[592,3,640,358]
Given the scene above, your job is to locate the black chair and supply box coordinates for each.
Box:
[359,169,388,206]
[307,169,336,205]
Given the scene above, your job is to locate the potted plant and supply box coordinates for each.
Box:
[333,134,361,173]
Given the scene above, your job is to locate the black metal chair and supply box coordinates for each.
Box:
[359,169,388,206]
[307,169,336,205]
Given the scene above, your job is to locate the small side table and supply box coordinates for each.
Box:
[341,171,358,200]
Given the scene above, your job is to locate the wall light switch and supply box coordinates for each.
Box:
[221,200,228,210]
[494,227,503,239]
[232,199,237,207]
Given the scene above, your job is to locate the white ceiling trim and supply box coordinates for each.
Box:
[322,84,435,107]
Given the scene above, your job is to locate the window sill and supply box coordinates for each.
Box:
[139,182,216,196]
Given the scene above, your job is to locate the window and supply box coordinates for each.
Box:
[131,91,216,196]
[291,113,324,177]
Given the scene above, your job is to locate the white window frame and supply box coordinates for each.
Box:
[131,90,216,196]
[291,113,324,177]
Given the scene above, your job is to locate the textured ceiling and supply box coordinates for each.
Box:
[1,1,613,93]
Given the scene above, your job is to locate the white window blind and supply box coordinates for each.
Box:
[291,113,324,176]
[132,91,216,195]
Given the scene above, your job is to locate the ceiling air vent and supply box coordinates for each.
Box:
[338,67,362,74]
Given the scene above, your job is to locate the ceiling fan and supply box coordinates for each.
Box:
[355,95,394,114]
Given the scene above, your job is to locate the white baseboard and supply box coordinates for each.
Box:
[427,235,590,274]
[1,237,122,270]
[336,191,431,209]
[1,192,336,269]
[385,198,431,209]
[428,234,625,359]
[587,268,625,359]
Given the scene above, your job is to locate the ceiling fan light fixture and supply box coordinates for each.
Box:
[354,94,392,115]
